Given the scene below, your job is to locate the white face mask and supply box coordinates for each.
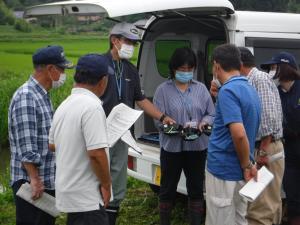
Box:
[268,70,277,78]
[117,43,135,59]
[52,73,66,89]
[273,78,280,87]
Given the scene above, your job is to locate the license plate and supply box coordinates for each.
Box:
[154,166,161,185]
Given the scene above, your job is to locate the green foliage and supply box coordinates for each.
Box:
[0,1,15,25]
[14,19,32,32]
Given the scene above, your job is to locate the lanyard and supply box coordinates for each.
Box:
[112,60,123,100]
[174,83,193,121]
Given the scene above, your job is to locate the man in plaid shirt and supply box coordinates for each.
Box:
[8,45,72,225]
[210,48,284,225]
[238,48,284,225]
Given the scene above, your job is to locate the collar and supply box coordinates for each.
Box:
[29,76,48,96]
[71,88,103,104]
[223,75,245,86]
[247,67,259,79]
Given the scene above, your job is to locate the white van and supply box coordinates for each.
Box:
[25,0,300,195]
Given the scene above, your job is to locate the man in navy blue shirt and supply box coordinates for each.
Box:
[101,22,175,225]
[205,44,260,225]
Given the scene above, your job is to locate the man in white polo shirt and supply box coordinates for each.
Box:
[49,54,111,225]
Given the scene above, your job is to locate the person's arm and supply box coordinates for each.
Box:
[88,148,111,208]
[253,76,279,164]
[23,163,44,200]
[82,106,111,207]
[199,87,215,131]
[136,98,175,124]
[210,80,219,97]
[254,77,278,143]
[48,123,55,152]
[12,94,44,199]
[49,144,55,152]
[229,123,257,181]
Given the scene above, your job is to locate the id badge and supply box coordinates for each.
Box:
[184,120,197,128]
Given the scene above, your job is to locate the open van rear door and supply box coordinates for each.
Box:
[24,0,234,18]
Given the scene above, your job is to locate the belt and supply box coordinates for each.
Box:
[255,138,282,149]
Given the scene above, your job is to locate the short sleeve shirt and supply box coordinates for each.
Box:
[49,88,109,212]
[101,52,145,116]
[207,76,261,181]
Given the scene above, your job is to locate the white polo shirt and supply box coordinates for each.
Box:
[49,88,109,213]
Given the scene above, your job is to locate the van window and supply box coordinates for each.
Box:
[246,37,300,70]
[155,40,190,78]
[205,39,225,88]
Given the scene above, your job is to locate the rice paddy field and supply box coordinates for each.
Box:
[0,25,189,225]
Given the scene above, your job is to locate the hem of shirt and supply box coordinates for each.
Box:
[86,143,109,151]
[206,166,243,182]
[57,204,100,213]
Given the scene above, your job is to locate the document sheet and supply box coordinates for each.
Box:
[16,182,60,217]
[107,103,143,147]
[121,130,143,154]
[239,166,274,202]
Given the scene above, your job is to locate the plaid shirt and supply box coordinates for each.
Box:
[247,68,283,140]
[8,76,55,189]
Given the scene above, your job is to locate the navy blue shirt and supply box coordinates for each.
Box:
[279,80,300,136]
[101,52,145,116]
[207,76,261,181]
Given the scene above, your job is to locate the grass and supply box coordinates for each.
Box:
[0,174,189,225]
[0,25,190,225]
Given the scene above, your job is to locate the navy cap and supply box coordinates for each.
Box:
[76,54,108,78]
[261,52,298,70]
[32,45,73,69]
[110,22,141,41]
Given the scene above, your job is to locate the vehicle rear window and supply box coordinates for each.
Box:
[155,40,190,78]
[205,40,226,88]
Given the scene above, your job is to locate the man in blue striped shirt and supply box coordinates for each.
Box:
[8,45,72,225]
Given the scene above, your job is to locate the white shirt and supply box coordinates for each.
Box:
[49,88,109,212]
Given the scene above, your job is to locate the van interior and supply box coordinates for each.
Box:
[134,15,227,144]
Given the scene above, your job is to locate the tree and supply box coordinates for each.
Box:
[0,1,15,25]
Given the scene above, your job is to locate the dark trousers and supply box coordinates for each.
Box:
[12,179,55,225]
[159,149,206,202]
[283,139,300,219]
[67,206,109,225]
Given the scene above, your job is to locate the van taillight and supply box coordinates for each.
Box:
[128,156,136,171]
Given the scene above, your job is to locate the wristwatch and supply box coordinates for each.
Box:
[159,114,166,122]
[243,161,254,170]
[258,149,268,157]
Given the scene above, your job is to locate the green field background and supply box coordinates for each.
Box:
[0,25,189,225]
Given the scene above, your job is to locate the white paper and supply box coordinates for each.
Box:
[239,166,274,202]
[16,183,60,217]
[106,103,143,147]
[121,130,143,154]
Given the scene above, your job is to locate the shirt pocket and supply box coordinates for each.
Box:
[210,196,232,208]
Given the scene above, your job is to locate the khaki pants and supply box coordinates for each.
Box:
[205,170,248,225]
[247,140,285,225]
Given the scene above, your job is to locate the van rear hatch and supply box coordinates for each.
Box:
[24,0,234,18]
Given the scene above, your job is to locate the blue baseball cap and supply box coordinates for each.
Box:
[32,45,73,69]
[260,52,298,70]
[76,54,108,78]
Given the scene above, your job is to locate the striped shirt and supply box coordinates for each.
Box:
[247,67,283,140]
[8,76,55,189]
[153,80,215,152]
